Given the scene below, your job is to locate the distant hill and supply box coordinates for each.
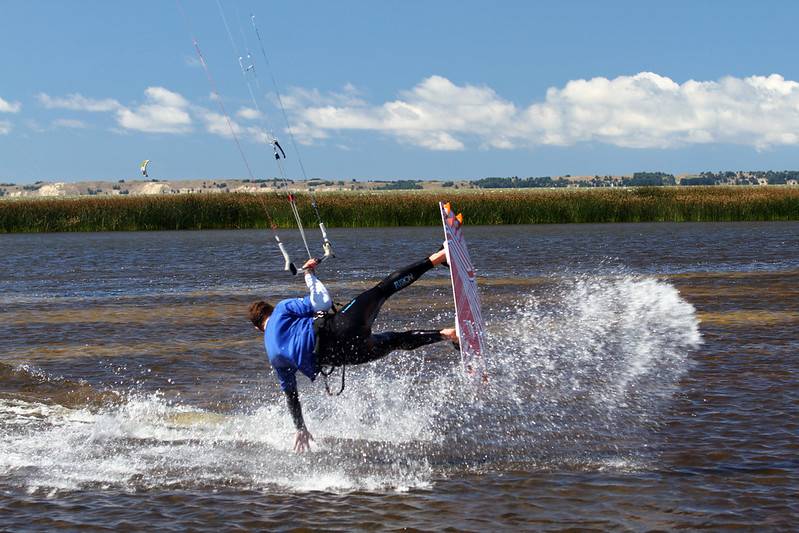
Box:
[0,178,476,198]
[2,171,797,198]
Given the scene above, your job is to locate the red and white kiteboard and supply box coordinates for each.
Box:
[440,202,487,383]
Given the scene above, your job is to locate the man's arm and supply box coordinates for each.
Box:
[303,259,332,313]
[305,272,332,313]
[284,386,305,430]
[284,386,314,452]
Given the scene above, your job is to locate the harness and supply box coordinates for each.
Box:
[312,304,346,395]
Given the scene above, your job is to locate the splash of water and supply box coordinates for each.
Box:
[451,273,702,468]
[0,274,700,493]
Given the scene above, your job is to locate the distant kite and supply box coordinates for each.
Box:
[141,160,150,178]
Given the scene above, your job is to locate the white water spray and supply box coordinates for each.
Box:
[0,274,700,492]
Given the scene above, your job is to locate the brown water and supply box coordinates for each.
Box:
[1,222,797,530]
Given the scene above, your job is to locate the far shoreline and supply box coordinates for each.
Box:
[2,170,798,200]
[1,186,797,233]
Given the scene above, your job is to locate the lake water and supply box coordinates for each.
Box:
[1,222,797,530]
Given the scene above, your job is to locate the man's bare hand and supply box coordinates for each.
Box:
[293,427,314,453]
[302,258,319,275]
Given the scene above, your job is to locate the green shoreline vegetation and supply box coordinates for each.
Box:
[1,187,798,233]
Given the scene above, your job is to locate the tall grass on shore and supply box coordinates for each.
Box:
[1,187,798,233]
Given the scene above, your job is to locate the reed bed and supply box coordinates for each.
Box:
[1,187,797,233]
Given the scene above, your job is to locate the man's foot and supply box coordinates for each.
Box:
[440,327,459,349]
[430,245,449,267]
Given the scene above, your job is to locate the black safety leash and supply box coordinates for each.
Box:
[313,303,345,395]
[320,365,345,396]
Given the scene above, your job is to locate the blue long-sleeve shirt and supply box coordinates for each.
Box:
[264,296,317,391]
[264,272,332,391]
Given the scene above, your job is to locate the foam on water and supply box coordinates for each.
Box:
[0,274,701,493]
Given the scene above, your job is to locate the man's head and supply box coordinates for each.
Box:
[249,301,275,331]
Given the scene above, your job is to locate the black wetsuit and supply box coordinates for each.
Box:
[314,257,444,368]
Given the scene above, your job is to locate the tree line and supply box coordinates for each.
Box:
[472,171,799,189]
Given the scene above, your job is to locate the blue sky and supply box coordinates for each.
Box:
[3,1,799,184]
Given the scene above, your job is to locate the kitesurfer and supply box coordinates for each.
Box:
[249,248,457,452]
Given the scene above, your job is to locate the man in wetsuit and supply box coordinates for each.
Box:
[249,248,457,452]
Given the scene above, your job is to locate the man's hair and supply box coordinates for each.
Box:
[248,301,275,329]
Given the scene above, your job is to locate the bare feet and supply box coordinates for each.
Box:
[440,327,459,345]
[430,247,448,266]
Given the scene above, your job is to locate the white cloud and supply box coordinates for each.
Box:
[519,72,799,150]
[282,82,367,109]
[184,55,203,68]
[37,92,121,112]
[293,73,799,151]
[293,76,514,150]
[244,126,272,145]
[51,118,92,129]
[0,96,21,114]
[27,73,799,153]
[233,107,275,144]
[199,105,276,146]
[0,120,12,134]
[36,87,269,141]
[196,108,237,138]
[116,87,192,133]
[236,107,261,120]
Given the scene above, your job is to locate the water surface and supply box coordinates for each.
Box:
[1,222,797,530]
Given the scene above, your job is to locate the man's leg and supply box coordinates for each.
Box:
[317,249,449,367]
[362,330,445,362]
[333,250,444,338]
[320,330,448,367]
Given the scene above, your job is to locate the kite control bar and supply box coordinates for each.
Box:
[297,242,335,275]
[281,238,334,276]
[277,241,298,275]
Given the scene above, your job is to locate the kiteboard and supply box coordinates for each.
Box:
[439,202,487,383]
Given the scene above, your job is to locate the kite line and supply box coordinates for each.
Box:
[247,10,333,260]
[177,0,333,274]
